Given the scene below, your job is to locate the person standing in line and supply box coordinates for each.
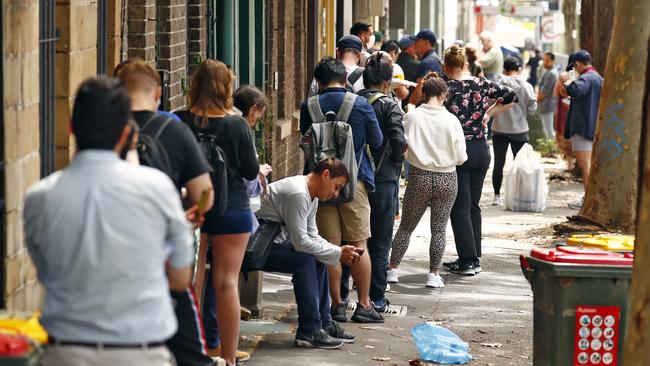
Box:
[177,60,260,366]
[527,49,542,88]
[396,35,420,110]
[478,31,503,82]
[466,46,484,78]
[350,21,374,65]
[357,54,407,312]
[440,45,518,276]
[309,35,367,97]
[380,41,411,101]
[491,57,538,206]
[537,52,559,139]
[559,50,603,210]
[408,29,443,105]
[24,78,194,366]
[387,72,467,288]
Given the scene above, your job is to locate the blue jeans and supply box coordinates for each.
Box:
[368,181,398,305]
[263,240,332,333]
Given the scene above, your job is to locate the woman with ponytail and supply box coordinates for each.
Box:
[387,72,467,288]
[441,44,518,276]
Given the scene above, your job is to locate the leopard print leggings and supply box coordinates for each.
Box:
[390,166,458,271]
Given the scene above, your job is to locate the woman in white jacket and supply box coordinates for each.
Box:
[387,72,468,288]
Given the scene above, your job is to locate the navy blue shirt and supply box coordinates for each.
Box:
[300,87,384,190]
[415,49,443,79]
[565,68,603,140]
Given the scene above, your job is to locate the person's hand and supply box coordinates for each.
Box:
[185,205,204,229]
[340,245,361,266]
[259,164,273,177]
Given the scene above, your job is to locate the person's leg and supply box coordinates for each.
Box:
[389,169,431,268]
[428,172,458,274]
[316,205,344,307]
[510,138,527,159]
[540,113,555,139]
[202,266,219,349]
[469,142,491,260]
[211,233,249,365]
[166,288,212,366]
[450,168,477,264]
[574,150,592,190]
[368,181,397,304]
[491,134,509,196]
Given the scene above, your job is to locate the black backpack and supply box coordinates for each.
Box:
[137,114,178,185]
[196,129,229,217]
[346,67,365,92]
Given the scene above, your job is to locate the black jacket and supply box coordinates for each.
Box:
[358,89,406,183]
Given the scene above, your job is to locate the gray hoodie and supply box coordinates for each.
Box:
[493,75,537,135]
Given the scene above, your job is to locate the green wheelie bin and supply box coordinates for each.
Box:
[520,246,633,365]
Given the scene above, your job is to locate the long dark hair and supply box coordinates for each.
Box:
[233,85,267,116]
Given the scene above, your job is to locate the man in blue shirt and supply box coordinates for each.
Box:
[409,29,442,104]
[560,50,603,209]
[300,57,384,324]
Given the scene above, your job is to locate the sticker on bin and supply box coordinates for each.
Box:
[574,306,620,365]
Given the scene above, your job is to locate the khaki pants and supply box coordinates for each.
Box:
[43,344,175,366]
[316,182,371,243]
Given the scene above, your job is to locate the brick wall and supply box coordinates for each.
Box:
[3,0,43,311]
[186,0,205,76]
[157,0,187,111]
[107,0,125,73]
[55,0,98,169]
[127,0,156,63]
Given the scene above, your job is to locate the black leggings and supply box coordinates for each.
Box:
[492,134,527,195]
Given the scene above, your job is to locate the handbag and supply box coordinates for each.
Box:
[241,217,282,274]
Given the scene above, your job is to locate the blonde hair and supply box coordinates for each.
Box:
[188,59,234,128]
[116,59,160,94]
[443,44,467,70]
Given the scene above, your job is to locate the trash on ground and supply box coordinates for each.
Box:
[481,342,503,348]
[372,356,391,362]
[411,323,473,364]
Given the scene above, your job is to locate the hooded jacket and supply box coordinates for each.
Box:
[358,89,406,183]
[493,75,537,135]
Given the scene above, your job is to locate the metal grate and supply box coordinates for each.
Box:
[97,0,108,75]
[39,0,57,177]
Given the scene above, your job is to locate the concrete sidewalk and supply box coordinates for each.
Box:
[238,153,583,365]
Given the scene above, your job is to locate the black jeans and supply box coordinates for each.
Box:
[492,134,527,195]
[367,181,398,304]
[450,139,491,265]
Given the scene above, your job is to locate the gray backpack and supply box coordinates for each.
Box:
[300,92,359,204]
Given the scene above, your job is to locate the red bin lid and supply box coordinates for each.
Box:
[530,247,633,266]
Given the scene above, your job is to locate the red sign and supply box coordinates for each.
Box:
[574,306,620,365]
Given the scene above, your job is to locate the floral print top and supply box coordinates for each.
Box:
[444,76,518,140]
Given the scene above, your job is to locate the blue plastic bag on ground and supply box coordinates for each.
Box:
[411,323,473,364]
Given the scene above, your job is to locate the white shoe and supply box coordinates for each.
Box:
[491,194,502,206]
[425,273,445,288]
[386,283,391,292]
[386,269,399,283]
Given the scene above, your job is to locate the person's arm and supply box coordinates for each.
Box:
[485,79,519,105]
[362,102,384,150]
[283,193,342,266]
[566,76,590,98]
[386,101,407,163]
[526,83,538,116]
[185,174,214,210]
[23,189,46,276]
[179,123,214,211]
[454,119,468,165]
[409,77,424,105]
[237,120,261,180]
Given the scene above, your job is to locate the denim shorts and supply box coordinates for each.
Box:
[202,207,253,235]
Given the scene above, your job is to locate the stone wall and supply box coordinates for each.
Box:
[3,0,42,311]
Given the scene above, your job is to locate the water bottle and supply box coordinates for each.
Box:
[411,323,473,364]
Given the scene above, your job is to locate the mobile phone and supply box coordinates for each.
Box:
[197,188,212,218]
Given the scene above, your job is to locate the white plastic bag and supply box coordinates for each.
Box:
[504,143,548,212]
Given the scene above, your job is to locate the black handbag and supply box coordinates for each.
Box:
[241,217,282,274]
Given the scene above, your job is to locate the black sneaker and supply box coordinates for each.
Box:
[445,261,476,276]
[323,320,356,343]
[442,259,459,271]
[330,303,347,322]
[473,258,482,274]
[294,329,344,349]
[351,303,385,323]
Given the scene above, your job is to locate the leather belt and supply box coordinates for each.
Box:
[48,337,166,349]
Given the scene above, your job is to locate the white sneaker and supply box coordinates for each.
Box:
[491,194,502,206]
[386,269,399,284]
[425,273,445,288]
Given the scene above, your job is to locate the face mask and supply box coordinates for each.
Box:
[367,35,376,49]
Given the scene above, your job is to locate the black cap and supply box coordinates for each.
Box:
[416,29,437,45]
[337,35,363,52]
[567,50,592,70]
[503,56,522,71]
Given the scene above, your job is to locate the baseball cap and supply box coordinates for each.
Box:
[567,50,592,70]
[337,35,363,52]
[374,31,384,42]
[397,35,416,48]
[416,29,437,45]
[503,56,522,71]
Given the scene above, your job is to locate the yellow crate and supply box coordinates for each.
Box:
[567,234,635,252]
[0,311,48,345]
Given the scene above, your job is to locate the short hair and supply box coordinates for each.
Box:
[115,59,161,95]
[544,52,556,61]
[72,78,131,151]
[363,53,393,88]
[188,59,234,128]
[420,72,448,102]
[313,158,350,181]
[380,41,400,55]
[350,22,371,37]
[314,57,347,85]
[337,47,361,59]
[233,85,267,116]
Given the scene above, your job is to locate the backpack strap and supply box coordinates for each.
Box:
[307,95,325,123]
[141,113,173,138]
[337,93,358,122]
[367,92,388,105]
[348,67,364,87]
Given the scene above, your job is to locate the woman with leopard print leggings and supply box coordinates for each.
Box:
[387,72,467,288]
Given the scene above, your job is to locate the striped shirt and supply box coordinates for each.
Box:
[24,150,193,343]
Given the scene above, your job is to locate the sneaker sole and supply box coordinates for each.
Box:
[294,339,343,350]
[474,266,482,274]
[447,268,476,276]
[425,283,445,288]
[331,315,347,323]
[351,315,385,323]
[334,336,357,344]
[386,279,399,284]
